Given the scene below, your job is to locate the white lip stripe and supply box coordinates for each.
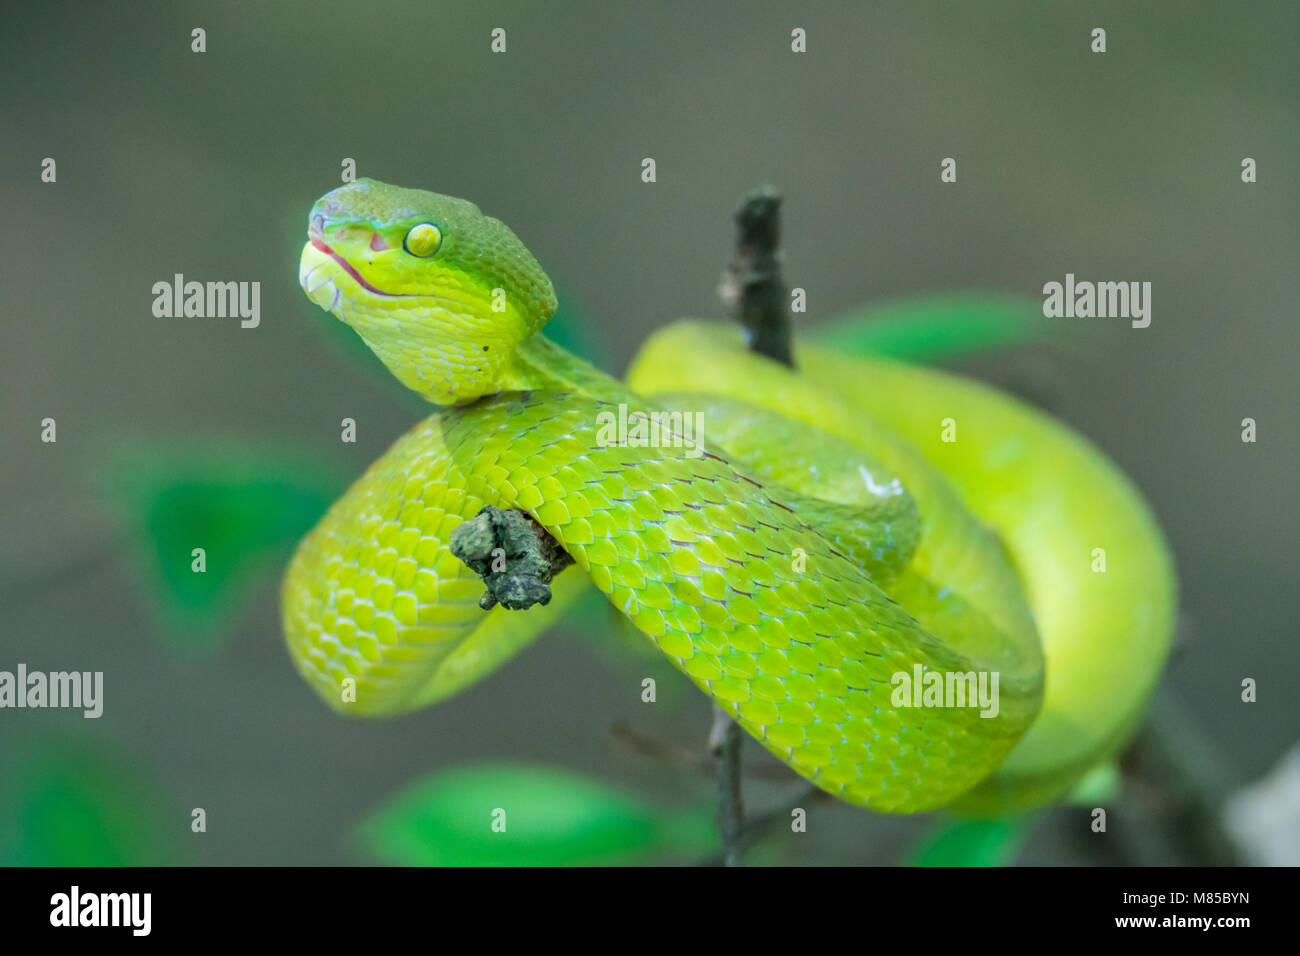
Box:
[305,269,332,294]
[299,261,328,292]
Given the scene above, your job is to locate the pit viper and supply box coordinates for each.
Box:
[284,179,1175,814]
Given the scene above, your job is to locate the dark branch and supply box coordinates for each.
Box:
[449,505,573,610]
[709,704,746,867]
[608,719,801,781]
[701,185,798,866]
[719,185,793,368]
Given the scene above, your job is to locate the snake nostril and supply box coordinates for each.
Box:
[310,213,326,235]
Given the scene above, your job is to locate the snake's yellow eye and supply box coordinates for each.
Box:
[403,222,442,257]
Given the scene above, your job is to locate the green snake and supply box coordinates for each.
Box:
[284,178,1175,814]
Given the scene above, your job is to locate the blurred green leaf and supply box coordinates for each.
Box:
[355,762,717,866]
[1063,762,1122,805]
[0,737,180,866]
[905,814,1032,867]
[103,441,345,647]
[812,293,1075,363]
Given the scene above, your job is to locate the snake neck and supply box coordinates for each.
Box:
[497,334,638,404]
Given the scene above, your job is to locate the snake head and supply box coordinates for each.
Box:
[299,178,557,404]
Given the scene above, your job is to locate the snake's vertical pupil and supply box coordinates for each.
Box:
[404,222,442,257]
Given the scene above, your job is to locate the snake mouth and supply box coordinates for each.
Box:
[307,234,415,298]
[303,231,472,313]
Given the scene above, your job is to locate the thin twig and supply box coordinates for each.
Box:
[1127,687,1242,865]
[702,186,796,867]
[710,704,746,867]
[608,719,798,781]
[697,783,828,866]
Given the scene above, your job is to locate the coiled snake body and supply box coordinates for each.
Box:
[285,180,1174,814]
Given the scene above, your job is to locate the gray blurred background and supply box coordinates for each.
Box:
[1,0,1296,865]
